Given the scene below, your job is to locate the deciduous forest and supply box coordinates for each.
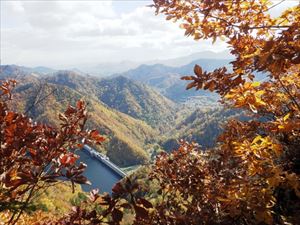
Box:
[0,0,299,224]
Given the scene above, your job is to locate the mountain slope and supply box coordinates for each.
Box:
[46,71,176,129]
[45,70,100,97]
[161,107,244,151]
[120,58,230,102]
[7,78,158,167]
[118,64,178,90]
[96,76,176,128]
[0,65,55,79]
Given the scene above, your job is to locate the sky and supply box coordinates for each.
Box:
[0,0,298,69]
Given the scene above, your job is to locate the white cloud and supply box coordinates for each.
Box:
[0,1,236,68]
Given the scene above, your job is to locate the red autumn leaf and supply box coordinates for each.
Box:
[186,81,196,90]
[194,64,203,77]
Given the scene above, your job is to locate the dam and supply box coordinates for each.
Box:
[76,145,126,193]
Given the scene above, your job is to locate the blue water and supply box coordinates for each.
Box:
[76,150,123,193]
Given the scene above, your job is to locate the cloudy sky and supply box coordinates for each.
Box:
[0,0,297,69]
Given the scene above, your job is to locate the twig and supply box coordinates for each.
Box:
[267,0,287,11]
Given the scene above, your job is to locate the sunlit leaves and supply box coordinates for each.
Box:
[225,81,267,113]
[1,0,300,224]
[59,152,79,166]
[0,80,105,223]
[152,1,300,224]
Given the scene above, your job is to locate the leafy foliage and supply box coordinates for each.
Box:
[1,0,300,224]
[151,1,300,224]
[7,78,157,167]
[54,1,300,224]
[0,79,105,224]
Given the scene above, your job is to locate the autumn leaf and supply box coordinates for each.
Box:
[194,65,202,77]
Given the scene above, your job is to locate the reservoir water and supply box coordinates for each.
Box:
[76,149,124,193]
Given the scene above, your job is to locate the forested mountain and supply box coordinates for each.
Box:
[46,71,176,128]
[1,64,240,166]
[15,82,157,167]
[119,58,230,102]
[95,76,176,128]
[161,107,245,151]
[2,1,299,223]
[45,70,100,97]
[0,65,55,78]
[0,70,159,167]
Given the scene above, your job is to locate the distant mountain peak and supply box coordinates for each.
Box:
[113,75,131,82]
[0,64,56,78]
[119,58,230,102]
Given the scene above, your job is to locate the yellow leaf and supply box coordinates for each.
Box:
[252,135,262,144]
[255,96,266,106]
[255,90,265,96]
[252,81,260,87]
[283,113,290,122]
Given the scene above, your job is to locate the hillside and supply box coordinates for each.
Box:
[96,76,176,128]
[120,58,230,102]
[1,64,244,164]
[5,77,158,167]
[161,107,245,151]
[45,70,100,98]
[46,71,176,129]
[0,65,55,79]
[117,63,178,90]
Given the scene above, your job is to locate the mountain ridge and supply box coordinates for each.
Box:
[1,67,159,167]
[118,58,230,102]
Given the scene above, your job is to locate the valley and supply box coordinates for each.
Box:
[0,56,239,168]
[1,1,298,223]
